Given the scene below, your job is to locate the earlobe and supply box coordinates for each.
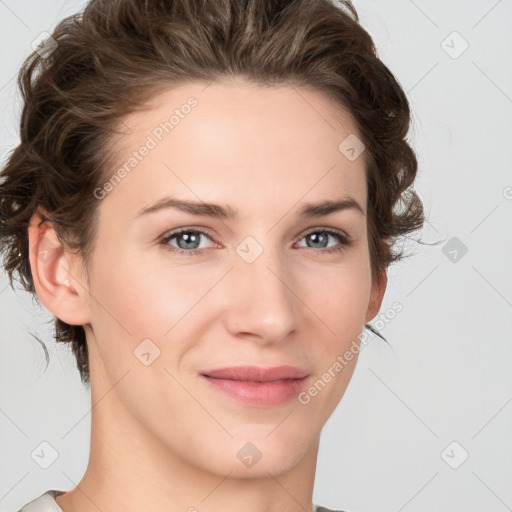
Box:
[365,270,388,323]
[28,211,90,326]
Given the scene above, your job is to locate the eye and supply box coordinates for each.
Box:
[160,228,216,256]
[296,228,352,254]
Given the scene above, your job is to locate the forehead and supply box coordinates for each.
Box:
[100,80,368,218]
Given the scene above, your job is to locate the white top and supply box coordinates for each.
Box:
[18,490,63,512]
[18,490,344,512]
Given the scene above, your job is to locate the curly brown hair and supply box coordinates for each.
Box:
[0,0,426,385]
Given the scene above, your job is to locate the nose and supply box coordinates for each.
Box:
[222,242,300,345]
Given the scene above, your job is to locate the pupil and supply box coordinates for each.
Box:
[178,232,199,249]
[309,232,327,248]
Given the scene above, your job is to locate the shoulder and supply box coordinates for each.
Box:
[316,505,349,512]
[17,490,64,512]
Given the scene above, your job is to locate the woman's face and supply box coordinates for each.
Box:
[75,80,385,477]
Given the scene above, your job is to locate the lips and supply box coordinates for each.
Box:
[201,365,309,382]
[200,365,311,407]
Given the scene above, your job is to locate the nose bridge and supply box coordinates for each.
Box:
[225,234,299,341]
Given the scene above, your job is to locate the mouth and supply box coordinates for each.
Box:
[200,365,310,407]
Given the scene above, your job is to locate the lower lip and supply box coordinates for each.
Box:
[200,375,309,407]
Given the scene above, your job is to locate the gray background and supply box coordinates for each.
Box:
[1,1,511,511]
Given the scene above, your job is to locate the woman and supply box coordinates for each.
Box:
[0,0,425,511]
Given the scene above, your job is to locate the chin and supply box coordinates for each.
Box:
[200,432,311,479]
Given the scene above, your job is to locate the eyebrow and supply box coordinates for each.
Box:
[136,196,365,219]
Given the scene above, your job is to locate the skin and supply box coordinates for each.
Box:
[28,79,387,512]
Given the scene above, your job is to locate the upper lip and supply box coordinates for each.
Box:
[201,365,309,382]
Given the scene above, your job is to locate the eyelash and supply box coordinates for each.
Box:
[159,227,352,257]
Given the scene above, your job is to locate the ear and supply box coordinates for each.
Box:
[365,270,388,323]
[28,210,91,326]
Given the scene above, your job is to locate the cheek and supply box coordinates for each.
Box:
[304,260,371,331]
[90,240,197,333]
[300,268,370,413]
